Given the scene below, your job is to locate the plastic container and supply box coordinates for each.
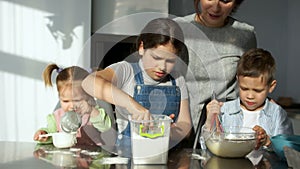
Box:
[130,115,172,164]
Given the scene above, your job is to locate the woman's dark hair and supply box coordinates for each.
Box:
[136,18,185,57]
[194,0,245,16]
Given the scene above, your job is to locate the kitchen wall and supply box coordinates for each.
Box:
[235,0,300,102]
[91,0,169,33]
[0,0,91,142]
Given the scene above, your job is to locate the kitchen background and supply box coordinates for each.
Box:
[0,0,299,142]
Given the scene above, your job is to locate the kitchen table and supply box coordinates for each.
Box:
[0,141,290,169]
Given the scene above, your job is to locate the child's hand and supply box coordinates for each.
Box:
[205,100,223,130]
[74,100,93,116]
[130,109,152,121]
[33,148,46,159]
[169,114,175,120]
[33,130,48,142]
[253,125,271,150]
[126,97,152,121]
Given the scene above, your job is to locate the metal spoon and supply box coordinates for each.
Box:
[60,111,82,133]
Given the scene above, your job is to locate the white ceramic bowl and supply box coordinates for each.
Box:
[52,132,76,148]
[202,126,256,158]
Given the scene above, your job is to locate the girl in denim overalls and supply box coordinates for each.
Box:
[82,18,192,157]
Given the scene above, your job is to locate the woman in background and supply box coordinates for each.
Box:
[175,0,257,132]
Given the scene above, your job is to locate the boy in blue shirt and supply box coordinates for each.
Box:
[205,48,293,149]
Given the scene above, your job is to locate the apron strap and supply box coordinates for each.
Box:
[169,75,176,86]
[131,62,144,84]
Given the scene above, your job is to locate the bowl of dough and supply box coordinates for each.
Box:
[202,126,256,158]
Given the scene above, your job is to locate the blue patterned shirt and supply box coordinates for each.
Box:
[220,98,294,136]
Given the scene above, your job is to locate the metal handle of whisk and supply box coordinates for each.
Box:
[211,91,223,132]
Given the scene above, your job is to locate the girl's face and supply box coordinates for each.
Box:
[199,0,236,27]
[238,75,276,111]
[59,84,87,113]
[139,42,178,81]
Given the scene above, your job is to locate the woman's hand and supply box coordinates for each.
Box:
[205,100,223,130]
[253,125,271,150]
[33,130,48,142]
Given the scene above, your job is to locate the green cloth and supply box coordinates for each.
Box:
[90,106,112,132]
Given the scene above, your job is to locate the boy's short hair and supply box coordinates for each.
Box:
[237,48,276,85]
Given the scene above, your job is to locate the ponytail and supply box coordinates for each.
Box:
[42,63,60,87]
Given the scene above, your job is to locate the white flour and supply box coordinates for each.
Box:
[130,115,171,164]
[131,131,169,164]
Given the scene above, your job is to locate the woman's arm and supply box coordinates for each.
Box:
[82,68,151,121]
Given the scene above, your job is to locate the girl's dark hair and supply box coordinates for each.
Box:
[136,18,185,58]
[237,48,276,85]
[42,63,89,92]
[194,0,245,16]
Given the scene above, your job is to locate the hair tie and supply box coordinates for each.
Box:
[57,67,63,73]
[87,68,93,73]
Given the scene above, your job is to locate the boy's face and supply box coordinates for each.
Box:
[139,42,177,81]
[238,75,276,111]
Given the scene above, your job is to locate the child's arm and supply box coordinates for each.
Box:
[170,99,192,141]
[205,100,223,130]
[82,68,151,121]
[33,114,57,144]
[89,106,112,132]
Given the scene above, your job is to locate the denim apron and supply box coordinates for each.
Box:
[117,62,181,157]
[131,62,181,120]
